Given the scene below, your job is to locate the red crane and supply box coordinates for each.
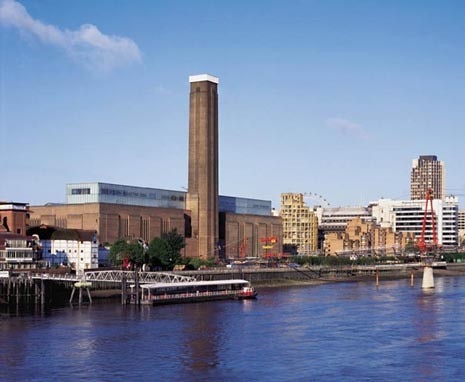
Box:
[416,188,438,254]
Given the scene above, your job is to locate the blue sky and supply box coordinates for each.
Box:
[1,0,465,209]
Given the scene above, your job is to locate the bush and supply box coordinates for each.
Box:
[183,257,216,270]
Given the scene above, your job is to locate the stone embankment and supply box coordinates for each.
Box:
[179,263,465,287]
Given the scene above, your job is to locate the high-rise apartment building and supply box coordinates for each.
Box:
[280,193,318,255]
[410,155,445,200]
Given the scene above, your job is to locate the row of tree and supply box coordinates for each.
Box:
[108,229,185,270]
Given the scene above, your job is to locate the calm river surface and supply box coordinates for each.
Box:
[2,276,465,381]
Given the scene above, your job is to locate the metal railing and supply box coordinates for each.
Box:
[84,270,196,284]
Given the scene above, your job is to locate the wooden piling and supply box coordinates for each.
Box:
[121,274,127,305]
[135,269,140,306]
[69,287,76,303]
[86,288,92,304]
[41,279,45,306]
[7,279,11,304]
[16,281,19,307]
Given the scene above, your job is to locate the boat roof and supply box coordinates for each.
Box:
[139,279,250,290]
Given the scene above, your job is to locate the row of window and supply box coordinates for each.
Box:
[100,188,185,202]
[71,188,91,195]
[1,250,33,259]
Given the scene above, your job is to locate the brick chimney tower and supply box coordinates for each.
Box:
[186,74,219,259]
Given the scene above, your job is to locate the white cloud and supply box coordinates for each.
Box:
[155,85,174,95]
[0,0,141,71]
[325,118,369,139]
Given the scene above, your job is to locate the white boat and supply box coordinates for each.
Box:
[135,279,257,305]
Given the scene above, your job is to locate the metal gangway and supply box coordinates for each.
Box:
[31,270,197,284]
[84,270,196,284]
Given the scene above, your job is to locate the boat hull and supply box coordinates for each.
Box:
[148,292,249,306]
[235,291,258,300]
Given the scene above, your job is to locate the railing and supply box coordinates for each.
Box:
[84,270,196,284]
[28,270,197,284]
[31,273,80,281]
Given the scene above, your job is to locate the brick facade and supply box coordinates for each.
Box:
[324,217,415,256]
[30,203,188,245]
[221,212,282,259]
[29,203,282,260]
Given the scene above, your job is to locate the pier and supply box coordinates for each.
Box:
[0,270,198,309]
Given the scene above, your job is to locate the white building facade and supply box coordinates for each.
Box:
[459,210,465,247]
[41,238,99,273]
[370,197,459,247]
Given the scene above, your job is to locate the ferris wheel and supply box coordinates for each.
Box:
[303,192,330,207]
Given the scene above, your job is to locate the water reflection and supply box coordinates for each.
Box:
[412,278,448,380]
[0,320,29,368]
[181,303,222,372]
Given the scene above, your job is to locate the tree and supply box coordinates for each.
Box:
[108,238,145,268]
[128,241,146,267]
[147,229,185,270]
[108,239,129,266]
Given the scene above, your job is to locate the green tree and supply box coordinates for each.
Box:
[108,239,130,266]
[128,241,146,267]
[147,229,185,270]
[404,239,417,254]
[109,238,145,267]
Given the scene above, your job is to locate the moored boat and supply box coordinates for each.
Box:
[235,286,258,300]
[134,279,257,305]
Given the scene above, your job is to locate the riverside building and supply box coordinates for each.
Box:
[29,74,282,261]
[458,210,465,247]
[26,225,99,272]
[31,181,278,258]
[0,202,30,235]
[323,217,415,257]
[279,193,318,256]
[313,206,372,250]
[370,197,459,248]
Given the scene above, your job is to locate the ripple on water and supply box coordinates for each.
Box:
[2,277,465,381]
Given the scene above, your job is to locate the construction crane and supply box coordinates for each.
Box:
[416,188,439,255]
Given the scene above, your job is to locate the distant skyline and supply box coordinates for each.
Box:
[1,0,465,209]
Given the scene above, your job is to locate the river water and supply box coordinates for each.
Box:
[2,276,465,381]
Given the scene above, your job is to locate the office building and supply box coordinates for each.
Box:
[370,197,458,247]
[458,210,465,247]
